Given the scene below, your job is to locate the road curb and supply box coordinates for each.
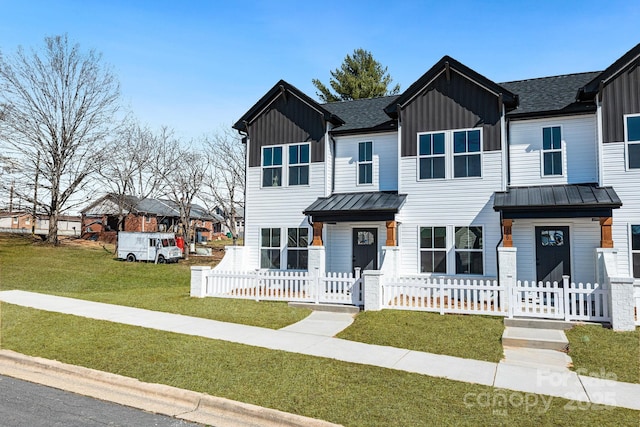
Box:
[0,350,342,427]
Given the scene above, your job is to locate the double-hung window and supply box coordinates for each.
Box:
[289,144,309,185]
[418,133,445,179]
[453,129,481,178]
[419,226,447,273]
[262,146,282,187]
[632,225,640,278]
[626,115,640,169]
[260,228,281,269]
[287,228,308,270]
[542,126,563,175]
[358,141,373,184]
[455,226,483,275]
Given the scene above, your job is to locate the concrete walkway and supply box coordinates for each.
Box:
[1,290,639,411]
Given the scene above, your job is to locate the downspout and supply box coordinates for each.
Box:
[596,97,604,186]
[496,210,504,282]
[330,135,337,194]
[240,122,250,247]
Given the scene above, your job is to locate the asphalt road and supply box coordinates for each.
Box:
[0,374,201,427]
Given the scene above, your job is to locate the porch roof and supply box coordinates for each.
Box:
[303,191,407,222]
[493,183,622,219]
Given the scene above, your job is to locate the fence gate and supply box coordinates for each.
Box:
[511,280,565,319]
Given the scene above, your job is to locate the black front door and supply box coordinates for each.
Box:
[535,226,571,284]
[353,228,378,272]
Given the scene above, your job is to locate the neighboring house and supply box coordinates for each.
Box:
[213,206,245,238]
[0,211,81,236]
[231,43,639,286]
[81,194,223,242]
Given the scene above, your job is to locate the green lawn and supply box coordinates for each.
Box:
[0,234,308,329]
[566,324,640,384]
[338,310,505,362]
[2,303,638,427]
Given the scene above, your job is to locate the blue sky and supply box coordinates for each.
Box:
[0,1,638,139]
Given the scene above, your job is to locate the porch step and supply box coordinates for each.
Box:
[287,302,361,314]
[501,346,573,371]
[504,318,574,330]
[501,327,569,351]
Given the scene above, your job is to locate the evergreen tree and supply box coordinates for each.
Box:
[312,48,400,102]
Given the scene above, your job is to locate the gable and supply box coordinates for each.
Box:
[601,60,640,143]
[400,69,502,156]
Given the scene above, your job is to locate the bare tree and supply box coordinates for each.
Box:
[203,128,245,244]
[158,142,208,260]
[99,116,166,232]
[0,34,120,244]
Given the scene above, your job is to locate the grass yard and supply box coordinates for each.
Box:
[2,303,638,427]
[566,324,640,384]
[337,310,505,362]
[0,234,308,329]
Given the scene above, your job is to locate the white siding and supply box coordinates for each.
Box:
[511,218,600,284]
[396,151,503,276]
[602,142,640,278]
[325,222,386,273]
[509,115,597,186]
[244,163,326,269]
[333,132,398,193]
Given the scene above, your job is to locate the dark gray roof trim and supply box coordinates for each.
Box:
[304,191,406,222]
[232,80,344,133]
[579,43,640,100]
[494,184,622,219]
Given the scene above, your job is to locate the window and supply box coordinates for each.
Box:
[262,146,282,187]
[542,126,562,175]
[453,130,482,178]
[146,216,151,223]
[626,115,640,169]
[632,225,640,278]
[419,227,447,273]
[418,133,445,179]
[289,144,309,186]
[358,141,373,184]
[455,226,483,274]
[287,228,308,270]
[261,228,281,269]
[12,217,18,224]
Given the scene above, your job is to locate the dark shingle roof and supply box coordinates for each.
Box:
[494,184,622,211]
[304,191,406,222]
[323,95,400,134]
[500,72,601,117]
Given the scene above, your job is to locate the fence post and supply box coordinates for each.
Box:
[190,266,211,298]
[562,275,570,321]
[608,276,636,331]
[314,267,320,304]
[498,246,517,317]
[253,269,260,302]
[439,278,445,315]
[363,270,383,311]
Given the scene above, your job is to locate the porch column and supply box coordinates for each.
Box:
[599,217,613,248]
[502,218,513,248]
[312,221,323,246]
[385,220,397,246]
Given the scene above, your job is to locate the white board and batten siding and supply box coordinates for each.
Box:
[602,142,640,279]
[511,218,601,285]
[396,151,503,277]
[509,115,598,186]
[333,132,398,193]
[244,163,326,270]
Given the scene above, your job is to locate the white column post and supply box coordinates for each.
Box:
[363,270,384,311]
[190,266,211,297]
[609,276,636,331]
[307,246,326,277]
[380,246,400,277]
[498,246,517,317]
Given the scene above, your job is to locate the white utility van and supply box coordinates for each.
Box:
[117,232,182,263]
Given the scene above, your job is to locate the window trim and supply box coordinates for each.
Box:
[417,132,446,181]
[415,127,483,181]
[286,227,309,270]
[357,141,374,186]
[540,125,564,177]
[452,128,483,179]
[419,226,448,273]
[288,143,310,186]
[261,145,283,188]
[260,227,281,269]
[454,225,484,275]
[630,224,640,279]
[624,114,640,171]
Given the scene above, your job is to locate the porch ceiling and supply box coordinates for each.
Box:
[303,191,407,222]
[493,183,622,219]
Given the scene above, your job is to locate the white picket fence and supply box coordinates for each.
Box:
[204,269,363,306]
[381,276,507,316]
[634,285,640,326]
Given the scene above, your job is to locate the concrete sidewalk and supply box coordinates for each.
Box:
[1,290,639,411]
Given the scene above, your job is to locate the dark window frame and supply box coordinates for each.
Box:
[357,141,373,185]
[626,115,640,170]
[418,132,446,180]
[260,227,281,269]
[453,129,482,178]
[288,144,310,186]
[262,146,283,187]
[542,126,563,176]
[419,226,447,273]
[287,227,309,270]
